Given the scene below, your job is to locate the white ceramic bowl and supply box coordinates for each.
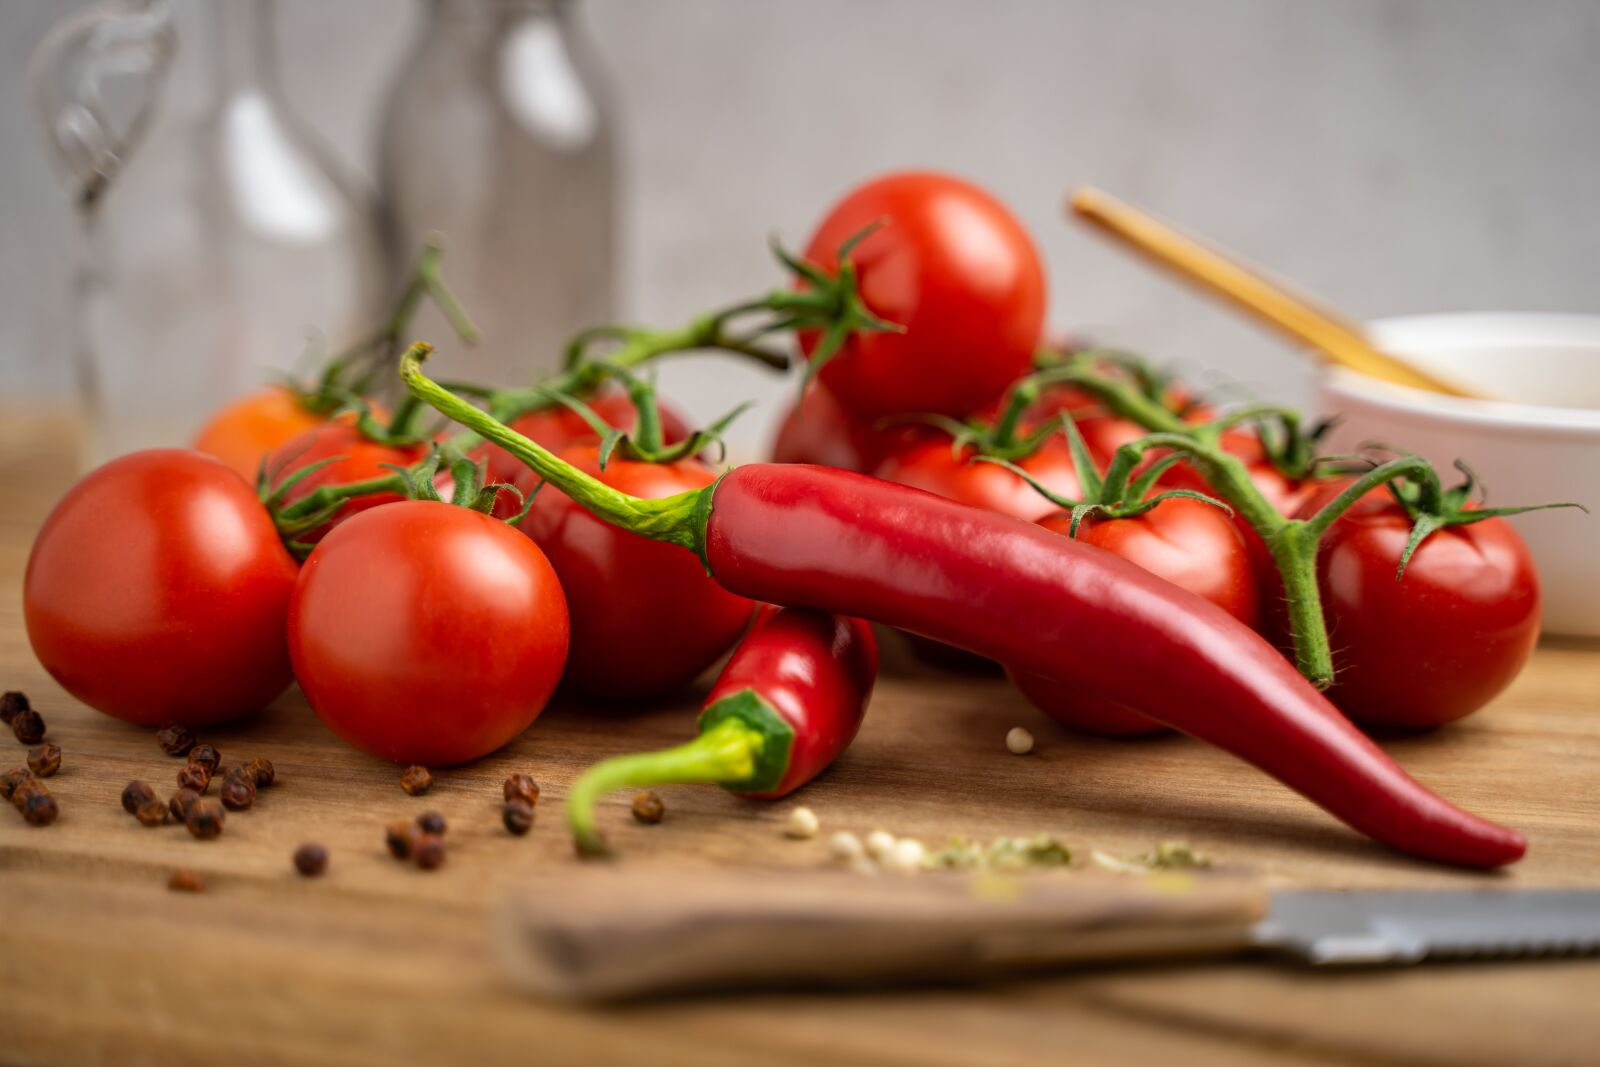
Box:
[1315,313,1600,637]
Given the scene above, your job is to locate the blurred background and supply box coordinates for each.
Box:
[2,0,1597,455]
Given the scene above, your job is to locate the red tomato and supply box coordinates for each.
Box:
[266,423,431,542]
[24,450,298,726]
[872,436,1082,524]
[1009,497,1259,735]
[289,501,569,764]
[769,382,921,472]
[1293,485,1540,728]
[1023,381,1214,469]
[514,446,754,700]
[476,384,690,487]
[799,172,1046,421]
[194,387,385,482]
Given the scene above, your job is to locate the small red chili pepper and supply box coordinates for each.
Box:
[402,347,1526,869]
[566,606,877,855]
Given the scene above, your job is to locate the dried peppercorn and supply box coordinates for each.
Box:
[416,811,446,836]
[1,766,30,801]
[186,744,221,775]
[413,833,446,870]
[26,743,61,778]
[502,800,534,836]
[219,774,255,810]
[156,722,196,757]
[631,791,665,825]
[168,868,205,893]
[135,796,170,826]
[385,819,419,860]
[176,762,211,794]
[242,756,276,788]
[503,773,540,806]
[293,843,328,877]
[11,776,48,811]
[169,788,201,824]
[122,780,157,814]
[21,792,59,826]
[11,708,45,745]
[399,765,433,796]
[186,798,225,840]
[0,691,29,724]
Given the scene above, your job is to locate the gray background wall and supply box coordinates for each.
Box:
[3,0,1597,451]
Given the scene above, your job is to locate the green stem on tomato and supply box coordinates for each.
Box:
[565,717,766,856]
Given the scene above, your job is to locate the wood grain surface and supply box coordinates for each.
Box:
[2,412,1598,1066]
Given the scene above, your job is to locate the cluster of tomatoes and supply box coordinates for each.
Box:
[22,169,1546,775]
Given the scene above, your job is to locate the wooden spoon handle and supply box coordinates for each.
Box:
[494,866,1266,1001]
[1069,187,1476,398]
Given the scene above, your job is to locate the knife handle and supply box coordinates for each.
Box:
[495,866,1267,1001]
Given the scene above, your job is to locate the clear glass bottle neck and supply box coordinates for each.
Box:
[207,0,281,95]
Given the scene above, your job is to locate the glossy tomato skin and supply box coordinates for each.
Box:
[514,447,754,700]
[1009,497,1259,735]
[289,501,569,764]
[769,383,921,473]
[1295,487,1540,728]
[800,172,1046,421]
[266,423,429,542]
[872,436,1081,524]
[24,450,298,726]
[477,384,690,487]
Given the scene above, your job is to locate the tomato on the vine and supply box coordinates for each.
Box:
[194,387,384,482]
[800,171,1046,420]
[872,436,1081,523]
[289,501,569,765]
[1293,484,1541,729]
[266,422,431,542]
[476,384,689,486]
[1008,496,1259,735]
[25,450,298,726]
[769,382,921,473]
[514,445,754,700]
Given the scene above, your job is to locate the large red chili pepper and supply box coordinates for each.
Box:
[566,606,877,854]
[403,347,1525,869]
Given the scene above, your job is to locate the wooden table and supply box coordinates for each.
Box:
[3,414,1598,1066]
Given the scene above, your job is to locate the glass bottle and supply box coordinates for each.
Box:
[377,0,616,387]
[31,0,383,466]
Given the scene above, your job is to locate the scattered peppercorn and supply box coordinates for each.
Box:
[169,788,200,824]
[156,722,196,757]
[502,800,534,836]
[785,806,820,839]
[503,773,540,806]
[384,819,419,860]
[293,843,328,877]
[219,774,255,810]
[185,798,225,840]
[26,743,61,778]
[416,810,446,835]
[1005,726,1035,755]
[412,833,446,870]
[20,791,59,826]
[11,708,45,745]
[176,762,211,794]
[0,691,29,724]
[135,796,170,826]
[186,744,221,775]
[168,869,205,893]
[242,756,276,788]
[1,766,30,801]
[11,776,48,811]
[399,765,433,795]
[122,780,157,814]
[631,791,665,825]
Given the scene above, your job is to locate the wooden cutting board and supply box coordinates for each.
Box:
[3,411,1599,1067]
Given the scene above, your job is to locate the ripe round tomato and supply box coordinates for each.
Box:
[193,387,387,482]
[476,384,690,486]
[1024,382,1213,468]
[289,501,569,764]
[799,172,1046,421]
[1009,497,1259,735]
[872,436,1082,523]
[266,423,430,542]
[514,446,754,700]
[769,383,921,472]
[24,450,298,726]
[1294,485,1540,728]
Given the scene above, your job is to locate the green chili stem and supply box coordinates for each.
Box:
[566,717,764,856]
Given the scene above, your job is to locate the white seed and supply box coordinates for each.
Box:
[1006,726,1035,755]
[829,830,865,861]
[889,837,926,872]
[786,805,820,839]
[864,829,897,861]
